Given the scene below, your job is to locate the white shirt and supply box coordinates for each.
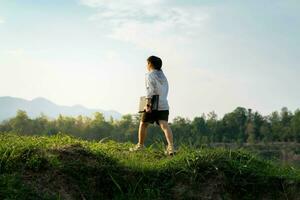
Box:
[145,69,170,110]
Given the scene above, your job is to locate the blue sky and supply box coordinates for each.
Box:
[0,0,299,120]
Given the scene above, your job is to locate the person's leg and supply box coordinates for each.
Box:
[138,121,149,145]
[158,120,174,147]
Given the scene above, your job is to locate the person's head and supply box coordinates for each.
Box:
[147,56,162,72]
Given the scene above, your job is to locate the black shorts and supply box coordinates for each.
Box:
[141,110,169,125]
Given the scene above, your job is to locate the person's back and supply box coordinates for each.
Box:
[145,69,169,111]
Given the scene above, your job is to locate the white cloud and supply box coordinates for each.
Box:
[80,0,210,50]
[104,49,120,61]
[7,48,25,56]
[0,17,5,24]
[79,0,211,75]
[81,0,163,9]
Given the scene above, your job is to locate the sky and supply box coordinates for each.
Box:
[0,0,299,121]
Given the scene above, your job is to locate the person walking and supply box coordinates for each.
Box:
[130,56,176,155]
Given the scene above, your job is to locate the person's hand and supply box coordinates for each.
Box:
[144,105,152,113]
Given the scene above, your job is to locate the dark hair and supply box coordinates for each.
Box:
[147,56,162,70]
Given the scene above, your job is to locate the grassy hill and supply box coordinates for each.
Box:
[0,133,299,200]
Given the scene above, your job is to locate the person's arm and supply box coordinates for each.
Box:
[145,97,152,112]
[145,73,156,112]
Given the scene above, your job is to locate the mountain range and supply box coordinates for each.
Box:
[0,96,122,122]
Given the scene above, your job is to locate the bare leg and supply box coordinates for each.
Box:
[158,120,174,146]
[138,121,149,145]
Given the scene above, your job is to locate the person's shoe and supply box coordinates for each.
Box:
[164,145,177,156]
[129,143,145,152]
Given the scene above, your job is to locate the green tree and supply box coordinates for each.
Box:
[191,116,208,141]
[171,117,192,145]
[260,121,272,143]
[291,109,300,142]
[87,112,113,140]
[280,107,293,141]
[222,107,248,142]
[10,110,32,135]
[268,111,282,141]
[115,114,137,141]
[246,122,255,144]
[32,113,50,135]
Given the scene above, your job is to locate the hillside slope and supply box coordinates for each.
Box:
[0,133,299,200]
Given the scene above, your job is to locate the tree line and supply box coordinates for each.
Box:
[0,107,300,146]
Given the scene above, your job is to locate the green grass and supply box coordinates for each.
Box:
[0,132,300,200]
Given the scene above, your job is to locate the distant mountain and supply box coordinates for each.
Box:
[0,96,122,122]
